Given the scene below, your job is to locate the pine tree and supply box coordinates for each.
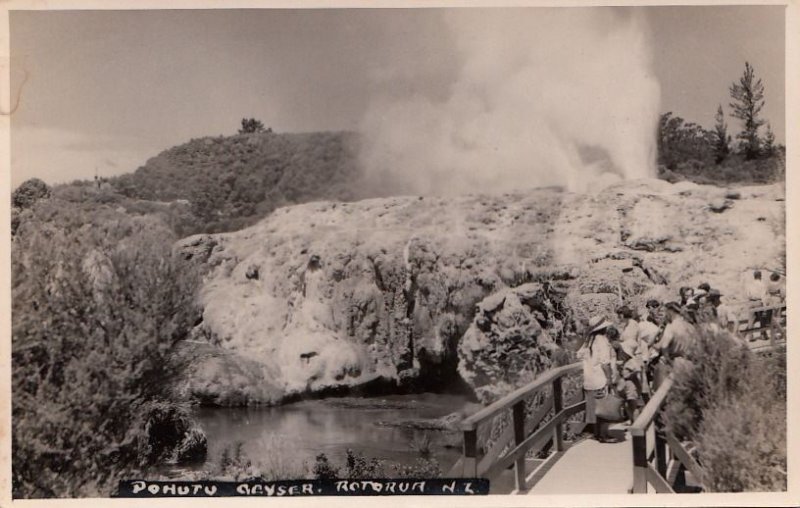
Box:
[712,105,731,164]
[763,123,776,157]
[238,118,265,134]
[728,62,766,160]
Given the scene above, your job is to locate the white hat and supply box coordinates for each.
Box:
[588,315,613,334]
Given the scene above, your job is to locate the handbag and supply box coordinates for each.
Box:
[595,389,626,422]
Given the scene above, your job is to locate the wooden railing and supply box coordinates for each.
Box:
[449,362,585,493]
[735,304,786,345]
[630,375,705,493]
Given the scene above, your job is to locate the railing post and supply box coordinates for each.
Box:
[462,429,478,477]
[632,430,648,493]
[769,306,777,348]
[552,377,564,452]
[655,431,668,478]
[512,400,527,492]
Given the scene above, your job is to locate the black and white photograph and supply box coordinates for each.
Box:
[2,1,796,505]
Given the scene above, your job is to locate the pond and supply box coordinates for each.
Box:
[193,393,473,478]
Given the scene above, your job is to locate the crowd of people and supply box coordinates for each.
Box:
[575,273,785,443]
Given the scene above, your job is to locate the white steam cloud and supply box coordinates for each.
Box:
[359,9,661,195]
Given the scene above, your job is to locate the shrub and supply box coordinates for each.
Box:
[12,201,202,497]
[139,401,207,465]
[344,448,386,478]
[313,453,340,480]
[662,328,786,492]
[12,178,51,209]
[696,393,786,492]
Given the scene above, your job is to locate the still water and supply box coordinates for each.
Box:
[194,393,472,475]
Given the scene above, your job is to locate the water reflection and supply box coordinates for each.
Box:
[195,393,470,474]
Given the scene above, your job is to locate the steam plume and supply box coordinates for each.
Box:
[359,8,661,195]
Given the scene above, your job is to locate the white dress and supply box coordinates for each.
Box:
[577,334,613,391]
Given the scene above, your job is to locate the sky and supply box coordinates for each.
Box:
[9,6,786,187]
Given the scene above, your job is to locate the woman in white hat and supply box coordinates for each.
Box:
[577,315,615,442]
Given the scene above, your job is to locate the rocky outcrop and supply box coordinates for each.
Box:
[177,179,784,405]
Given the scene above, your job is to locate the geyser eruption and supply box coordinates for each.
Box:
[359,8,661,195]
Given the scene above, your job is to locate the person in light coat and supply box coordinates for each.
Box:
[577,316,615,443]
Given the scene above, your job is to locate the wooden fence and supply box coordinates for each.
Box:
[448,362,584,493]
[630,375,705,493]
[734,304,786,344]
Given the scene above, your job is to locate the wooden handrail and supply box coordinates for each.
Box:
[745,304,786,314]
[460,362,582,431]
[454,361,584,493]
[630,375,674,437]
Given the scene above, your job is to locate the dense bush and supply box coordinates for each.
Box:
[656,108,784,185]
[663,329,786,492]
[12,178,51,209]
[657,113,715,170]
[108,131,363,235]
[12,199,203,497]
[658,153,782,186]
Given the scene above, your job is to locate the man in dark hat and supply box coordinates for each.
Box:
[652,301,695,388]
[708,289,735,333]
[637,300,662,398]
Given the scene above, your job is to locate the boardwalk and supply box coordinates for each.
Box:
[453,323,786,495]
[526,427,631,494]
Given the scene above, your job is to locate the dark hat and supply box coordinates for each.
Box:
[664,301,682,313]
[646,299,661,309]
[616,306,633,319]
[698,282,711,292]
[708,288,722,298]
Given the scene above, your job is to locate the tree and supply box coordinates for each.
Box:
[657,112,714,169]
[238,118,266,134]
[712,105,731,164]
[729,62,766,160]
[12,178,50,209]
[763,123,776,157]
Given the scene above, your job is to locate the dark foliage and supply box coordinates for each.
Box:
[12,178,51,209]
[663,328,786,492]
[108,131,362,235]
[729,62,766,160]
[712,105,731,164]
[12,199,203,497]
[238,118,269,134]
[312,453,340,480]
[657,112,715,170]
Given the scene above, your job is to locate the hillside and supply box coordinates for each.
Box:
[177,178,785,406]
[109,131,363,234]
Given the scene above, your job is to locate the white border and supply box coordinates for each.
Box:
[0,1,796,507]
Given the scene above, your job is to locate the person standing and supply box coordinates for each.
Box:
[679,287,695,307]
[577,316,615,443]
[745,270,768,341]
[652,302,695,388]
[708,289,736,333]
[637,300,662,398]
[763,272,785,339]
[613,340,644,425]
[745,270,766,304]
